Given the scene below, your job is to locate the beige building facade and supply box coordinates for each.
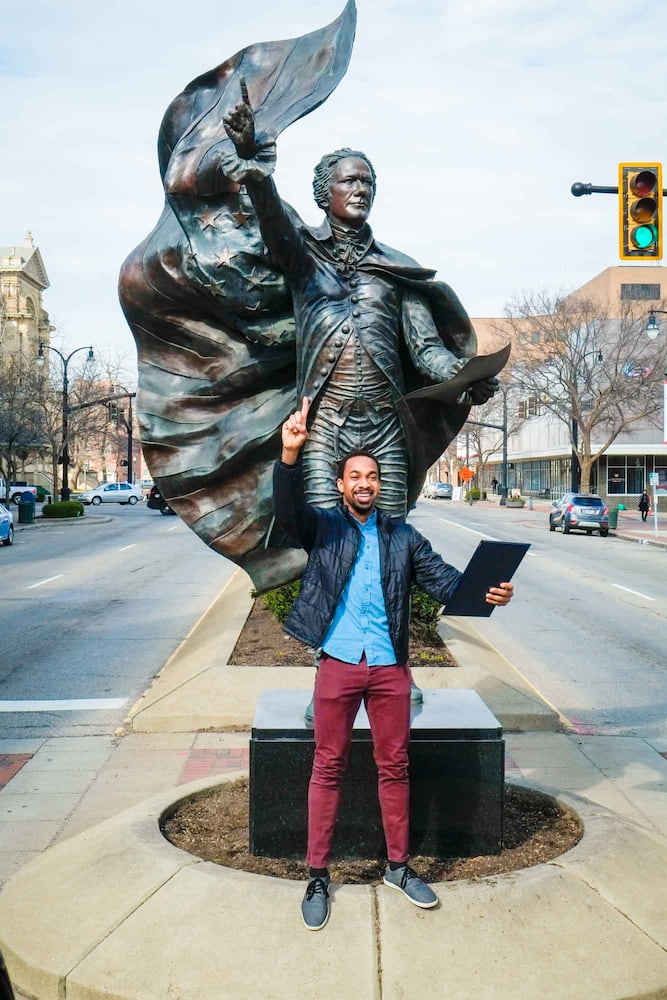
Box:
[0,233,53,361]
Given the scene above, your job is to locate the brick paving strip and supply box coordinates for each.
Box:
[178,747,249,785]
[0,754,33,790]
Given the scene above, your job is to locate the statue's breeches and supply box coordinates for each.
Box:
[302,403,407,517]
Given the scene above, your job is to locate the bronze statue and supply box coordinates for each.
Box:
[119,0,503,593]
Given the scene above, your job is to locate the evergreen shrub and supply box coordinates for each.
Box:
[42,501,85,518]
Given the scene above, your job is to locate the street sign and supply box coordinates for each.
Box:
[459,467,474,482]
[649,472,659,486]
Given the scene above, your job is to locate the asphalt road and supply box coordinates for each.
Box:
[411,499,667,739]
[0,504,235,739]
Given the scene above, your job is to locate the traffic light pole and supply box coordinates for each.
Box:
[465,406,508,506]
[572,182,667,196]
[68,391,137,482]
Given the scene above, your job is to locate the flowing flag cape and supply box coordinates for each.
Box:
[119,3,356,592]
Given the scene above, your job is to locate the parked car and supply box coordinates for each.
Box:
[3,483,37,505]
[0,503,14,547]
[78,482,144,506]
[433,482,453,500]
[549,493,609,536]
[146,484,177,515]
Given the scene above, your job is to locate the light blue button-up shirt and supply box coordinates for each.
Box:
[322,510,397,665]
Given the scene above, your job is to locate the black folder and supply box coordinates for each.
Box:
[443,540,530,617]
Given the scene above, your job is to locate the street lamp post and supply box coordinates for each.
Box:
[37,343,94,501]
[646,309,667,339]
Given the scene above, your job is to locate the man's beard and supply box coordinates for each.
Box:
[347,493,376,516]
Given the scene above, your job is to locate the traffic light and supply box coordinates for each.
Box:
[618,163,662,260]
[108,402,118,423]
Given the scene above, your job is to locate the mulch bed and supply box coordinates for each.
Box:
[162,778,582,883]
[228,598,458,669]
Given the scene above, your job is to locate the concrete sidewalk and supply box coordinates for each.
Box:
[1,550,666,997]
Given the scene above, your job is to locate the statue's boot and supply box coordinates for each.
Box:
[410,677,423,704]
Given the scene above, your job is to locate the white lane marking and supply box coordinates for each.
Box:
[26,574,64,590]
[612,584,655,602]
[435,517,500,541]
[0,698,128,712]
[165,526,179,532]
[118,544,137,551]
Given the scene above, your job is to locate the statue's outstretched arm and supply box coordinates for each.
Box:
[223,81,310,281]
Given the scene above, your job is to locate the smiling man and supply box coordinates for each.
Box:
[274,398,514,931]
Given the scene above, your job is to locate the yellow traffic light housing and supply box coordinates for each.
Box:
[618,163,662,260]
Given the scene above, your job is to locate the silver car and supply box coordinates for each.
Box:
[78,482,144,506]
[433,482,453,499]
[549,493,609,536]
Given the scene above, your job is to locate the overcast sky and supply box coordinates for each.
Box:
[3,0,667,365]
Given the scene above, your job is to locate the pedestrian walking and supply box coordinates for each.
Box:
[274,398,514,931]
[638,490,650,522]
[491,477,498,494]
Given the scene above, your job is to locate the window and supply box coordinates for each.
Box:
[528,396,539,417]
[119,483,131,491]
[608,456,647,494]
[531,331,541,344]
[620,283,660,301]
[518,400,527,419]
[608,468,625,493]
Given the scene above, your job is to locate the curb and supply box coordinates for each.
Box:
[1,775,666,1000]
[15,515,114,530]
[614,529,667,550]
[125,569,560,734]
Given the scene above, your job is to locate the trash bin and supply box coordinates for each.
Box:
[17,491,35,524]
[608,507,619,529]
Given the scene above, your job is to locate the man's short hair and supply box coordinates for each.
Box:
[313,148,377,211]
[336,450,381,480]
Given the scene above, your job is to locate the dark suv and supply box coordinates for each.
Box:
[549,493,609,536]
[146,484,177,516]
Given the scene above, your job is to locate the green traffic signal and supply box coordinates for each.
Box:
[631,224,658,249]
[618,163,663,260]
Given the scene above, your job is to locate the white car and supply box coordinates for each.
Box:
[78,482,144,506]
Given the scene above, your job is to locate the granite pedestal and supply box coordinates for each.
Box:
[250,689,504,860]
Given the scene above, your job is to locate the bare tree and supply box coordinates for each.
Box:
[0,358,45,487]
[501,292,667,494]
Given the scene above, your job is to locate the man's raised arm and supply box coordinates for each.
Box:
[273,397,318,550]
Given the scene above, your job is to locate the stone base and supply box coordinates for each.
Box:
[249,689,504,859]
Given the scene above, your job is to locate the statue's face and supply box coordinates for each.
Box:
[336,454,381,520]
[328,157,374,229]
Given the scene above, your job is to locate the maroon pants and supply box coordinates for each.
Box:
[307,654,411,869]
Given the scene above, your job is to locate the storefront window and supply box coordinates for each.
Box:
[608,469,625,493]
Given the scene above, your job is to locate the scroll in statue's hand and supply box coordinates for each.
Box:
[223,77,258,159]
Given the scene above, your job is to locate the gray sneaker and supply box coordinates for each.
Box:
[301,875,331,930]
[383,865,438,909]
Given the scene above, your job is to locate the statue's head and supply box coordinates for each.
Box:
[313,149,376,228]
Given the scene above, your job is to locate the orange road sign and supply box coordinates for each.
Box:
[459,467,474,482]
